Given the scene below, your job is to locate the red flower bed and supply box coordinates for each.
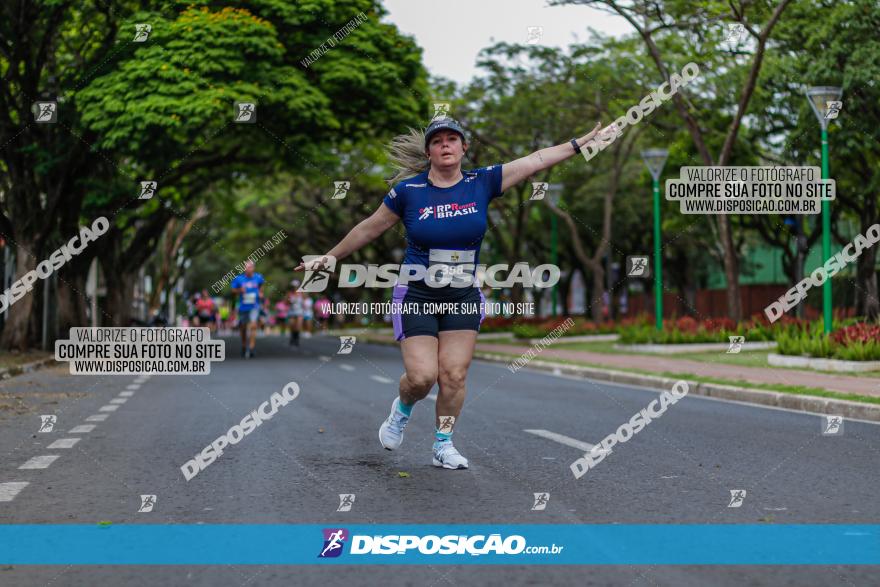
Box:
[830,322,880,346]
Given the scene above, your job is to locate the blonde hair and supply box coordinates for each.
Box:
[386,127,430,186]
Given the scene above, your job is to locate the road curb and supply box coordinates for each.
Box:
[0,356,57,381]
[472,351,880,423]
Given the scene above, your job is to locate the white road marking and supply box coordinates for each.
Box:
[19,455,60,469]
[119,391,135,397]
[69,425,96,433]
[86,414,109,422]
[126,384,141,391]
[339,364,355,371]
[99,405,120,412]
[109,398,128,404]
[47,438,80,449]
[370,375,394,384]
[0,482,29,502]
[319,356,331,362]
[524,429,605,454]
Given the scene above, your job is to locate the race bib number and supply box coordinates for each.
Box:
[242,292,257,305]
[428,249,475,284]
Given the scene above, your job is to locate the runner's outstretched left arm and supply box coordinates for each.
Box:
[500,122,615,192]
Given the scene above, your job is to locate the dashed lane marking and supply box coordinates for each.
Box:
[47,438,80,449]
[0,482,29,502]
[69,425,96,433]
[18,456,60,469]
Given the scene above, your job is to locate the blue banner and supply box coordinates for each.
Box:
[1,524,878,565]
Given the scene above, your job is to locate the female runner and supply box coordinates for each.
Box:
[295,117,605,469]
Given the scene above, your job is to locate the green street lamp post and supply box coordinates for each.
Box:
[805,86,842,333]
[641,149,669,331]
[547,184,563,317]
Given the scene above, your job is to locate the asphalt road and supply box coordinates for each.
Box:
[1,331,878,586]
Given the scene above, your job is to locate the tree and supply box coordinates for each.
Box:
[555,0,795,320]
[0,0,428,346]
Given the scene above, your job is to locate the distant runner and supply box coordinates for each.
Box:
[230,260,265,358]
[288,280,305,346]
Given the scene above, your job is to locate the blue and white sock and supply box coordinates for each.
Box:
[433,415,456,448]
[434,428,452,447]
[397,397,414,417]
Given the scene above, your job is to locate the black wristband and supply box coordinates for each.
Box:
[570,138,581,154]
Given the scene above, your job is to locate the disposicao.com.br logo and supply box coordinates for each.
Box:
[318,529,563,558]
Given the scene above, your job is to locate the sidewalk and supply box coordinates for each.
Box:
[475,342,880,398]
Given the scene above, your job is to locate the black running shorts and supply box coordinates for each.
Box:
[390,280,486,341]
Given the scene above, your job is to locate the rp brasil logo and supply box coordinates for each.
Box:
[418,202,477,221]
[318,528,349,558]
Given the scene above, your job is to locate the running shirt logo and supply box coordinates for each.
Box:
[319,528,348,558]
[418,202,477,221]
[406,183,427,188]
[388,187,397,199]
[463,171,478,183]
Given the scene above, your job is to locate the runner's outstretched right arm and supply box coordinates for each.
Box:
[294,202,400,272]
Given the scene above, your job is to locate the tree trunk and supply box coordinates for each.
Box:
[101,264,136,327]
[856,237,879,320]
[854,192,879,319]
[54,244,95,333]
[1,241,39,350]
[56,271,89,333]
[717,216,742,320]
[590,264,605,322]
[559,269,572,317]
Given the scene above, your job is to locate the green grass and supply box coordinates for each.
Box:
[478,349,880,406]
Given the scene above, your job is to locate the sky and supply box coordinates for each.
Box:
[381,0,633,86]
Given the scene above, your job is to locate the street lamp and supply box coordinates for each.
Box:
[547,184,563,317]
[805,86,842,333]
[641,149,668,331]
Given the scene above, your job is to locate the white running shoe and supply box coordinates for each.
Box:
[432,442,469,469]
[379,397,409,450]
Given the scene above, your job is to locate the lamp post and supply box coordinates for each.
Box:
[547,184,563,317]
[641,149,668,331]
[805,86,842,333]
